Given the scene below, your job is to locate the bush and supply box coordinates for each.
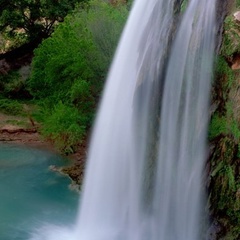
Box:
[28,0,128,101]
[0,98,24,115]
[40,102,86,154]
[221,16,240,58]
[215,56,234,89]
[27,0,128,151]
[209,113,228,140]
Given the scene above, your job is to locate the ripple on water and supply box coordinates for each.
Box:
[0,144,79,240]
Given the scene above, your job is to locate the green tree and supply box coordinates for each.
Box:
[28,0,128,101]
[28,0,128,152]
[0,0,88,44]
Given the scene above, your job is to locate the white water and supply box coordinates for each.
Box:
[30,0,216,239]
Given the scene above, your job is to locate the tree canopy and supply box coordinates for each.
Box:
[0,0,88,44]
[27,0,128,152]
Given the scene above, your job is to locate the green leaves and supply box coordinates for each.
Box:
[0,98,24,116]
[0,0,88,47]
[209,114,228,140]
[28,0,128,103]
[27,0,128,152]
[221,16,240,58]
[40,102,85,154]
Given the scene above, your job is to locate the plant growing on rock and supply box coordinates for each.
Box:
[208,4,240,238]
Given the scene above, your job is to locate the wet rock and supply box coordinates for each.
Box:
[61,161,85,187]
[60,140,88,187]
[207,220,224,240]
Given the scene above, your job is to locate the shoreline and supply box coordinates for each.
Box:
[0,123,86,188]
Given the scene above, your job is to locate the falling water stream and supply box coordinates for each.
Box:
[30,0,216,239]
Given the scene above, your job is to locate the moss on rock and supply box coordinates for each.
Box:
[208,3,240,239]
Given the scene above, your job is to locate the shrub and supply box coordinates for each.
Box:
[27,0,128,151]
[221,16,240,58]
[0,98,23,115]
[215,56,234,89]
[28,0,128,102]
[209,113,228,140]
[40,102,85,154]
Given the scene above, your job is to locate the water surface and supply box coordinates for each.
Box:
[0,144,78,240]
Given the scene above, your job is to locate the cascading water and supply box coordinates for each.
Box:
[152,1,216,239]
[30,0,216,239]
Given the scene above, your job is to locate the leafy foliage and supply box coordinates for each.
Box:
[237,0,240,8]
[209,114,227,140]
[215,56,234,89]
[209,8,240,237]
[28,0,127,100]
[27,0,128,152]
[221,16,240,58]
[0,98,23,115]
[209,57,237,140]
[0,0,88,49]
[209,101,240,142]
[40,102,85,154]
[209,136,240,240]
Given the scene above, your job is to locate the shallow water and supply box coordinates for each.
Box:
[0,144,79,240]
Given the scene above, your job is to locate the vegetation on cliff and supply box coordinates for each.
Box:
[208,2,240,238]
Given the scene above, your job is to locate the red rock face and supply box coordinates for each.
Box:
[232,54,240,70]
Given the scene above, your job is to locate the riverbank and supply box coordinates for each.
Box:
[0,112,86,188]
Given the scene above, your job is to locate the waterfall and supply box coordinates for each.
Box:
[152,1,216,239]
[30,0,216,239]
